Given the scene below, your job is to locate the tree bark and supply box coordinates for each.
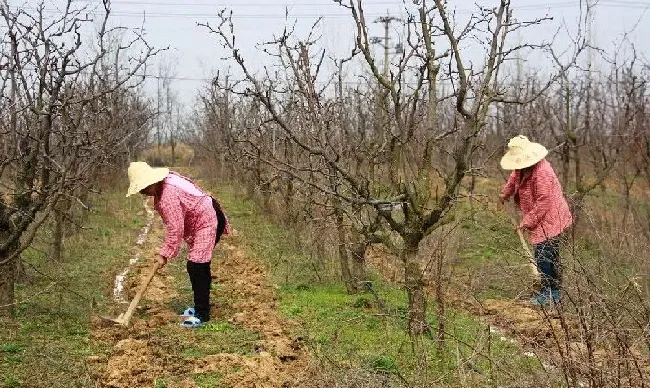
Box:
[334,209,356,294]
[170,140,176,166]
[15,257,31,285]
[337,243,356,294]
[349,241,368,291]
[433,245,446,353]
[0,239,18,317]
[283,177,296,225]
[403,244,428,336]
[52,198,70,262]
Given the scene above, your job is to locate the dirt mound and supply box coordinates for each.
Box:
[88,219,190,387]
[104,339,168,386]
[193,351,301,388]
[480,299,565,343]
[88,324,189,387]
[212,242,311,387]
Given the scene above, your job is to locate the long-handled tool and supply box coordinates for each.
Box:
[100,261,161,326]
[502,203,539,278]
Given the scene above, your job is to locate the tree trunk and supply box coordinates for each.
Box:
[334,205,357,294]
[76,192,90,229]
[348,241,368,291]
[561,142,570,190]
[0,239,17,317]
[283,177,295,225]
[433,246,446,353]
[246,171,257,199]
[52,197,74,262]
[15,257,31,285]
[562,81,572,190]
[52,203,65,262]
[260,181,271,211]
[328,164,360,294]
[170,140,176,166]
[403,244,428,336]
[337,242,356,294]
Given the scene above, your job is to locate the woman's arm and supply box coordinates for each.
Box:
[157,186,185,260]
[501,170,518,201]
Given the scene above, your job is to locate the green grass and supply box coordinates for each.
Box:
[214,187,324,286]
[276,281,545,385]
[211,183,555,386]
[192,371,226,387]
[1,188,143,387]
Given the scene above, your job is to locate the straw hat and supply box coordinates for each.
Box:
[500,135,548,170]
[126,162,169,197]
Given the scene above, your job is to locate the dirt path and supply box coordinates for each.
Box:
[87,198,314,387]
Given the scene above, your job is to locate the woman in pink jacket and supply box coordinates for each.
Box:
[126,162,226,327]
[499,136,573,306]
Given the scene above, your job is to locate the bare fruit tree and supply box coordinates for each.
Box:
[0,0,159,316]
[199,0,568,337]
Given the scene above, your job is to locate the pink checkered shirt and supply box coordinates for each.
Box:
[154,172,217,263]
[501,159,573,244]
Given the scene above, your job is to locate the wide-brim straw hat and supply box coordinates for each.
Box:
[126,162,169,197]
[500,135,548,170]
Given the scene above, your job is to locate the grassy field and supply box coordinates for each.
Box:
[1,189,143,387]
[0,185,259,388]
[212,184,559,387]
[1,173,565,387]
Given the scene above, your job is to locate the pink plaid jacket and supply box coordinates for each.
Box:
[154,172,217,263]
[501,159,573,244]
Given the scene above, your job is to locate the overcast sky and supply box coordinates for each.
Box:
[9,0,650,105]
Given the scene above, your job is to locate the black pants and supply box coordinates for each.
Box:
[187,260,211,322]
[534,237,561,291]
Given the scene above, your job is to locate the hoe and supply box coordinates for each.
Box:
[100,261,161,326]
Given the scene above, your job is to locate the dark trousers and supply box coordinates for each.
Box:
[534,237,561,291]
[187,260,211,322]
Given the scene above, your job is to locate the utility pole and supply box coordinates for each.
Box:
[371,12,402,77]
[156,69,162,160]
[369,11,404,177]
[586,0,595,80]
[515,31,523,89]
[369,11,402,136]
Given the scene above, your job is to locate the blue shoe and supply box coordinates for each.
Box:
[530,292,550,306]
[550,289,560,303]
[180,307,195,317]
[530,289,560,306]
[180,316,202,328]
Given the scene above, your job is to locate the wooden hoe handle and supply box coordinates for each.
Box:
[508,213,534,260]
[502,203,539,277]
[119,261,161,326]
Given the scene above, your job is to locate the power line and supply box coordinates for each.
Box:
[5,64,639,86]
[77,0,398,6]
[73,0,650,8]
[14,1,650,20]
[11,9,647,20]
